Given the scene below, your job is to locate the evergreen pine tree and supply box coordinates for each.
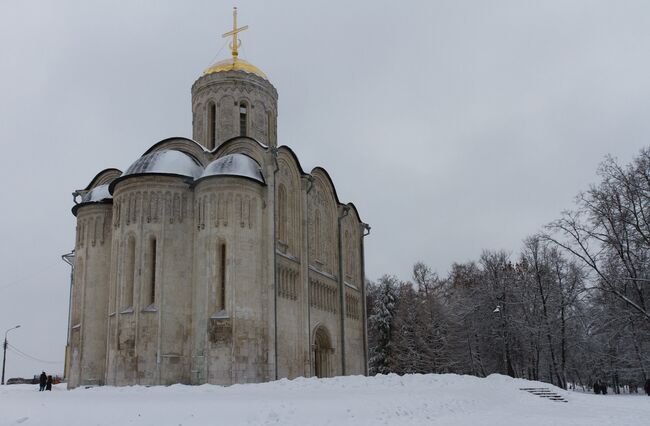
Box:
[369,275,399,374]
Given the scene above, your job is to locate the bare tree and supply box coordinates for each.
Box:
[365,149,650,391]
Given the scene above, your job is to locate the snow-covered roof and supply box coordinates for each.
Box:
[81,184,112,203]
[123,150,203,180]
[106,150,265,195]
[72,183,114,215]
[200,154,264,183]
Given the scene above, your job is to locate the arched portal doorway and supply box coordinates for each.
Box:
[313,326,333,378]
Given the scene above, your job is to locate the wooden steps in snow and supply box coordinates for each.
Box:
[519,387,568,403]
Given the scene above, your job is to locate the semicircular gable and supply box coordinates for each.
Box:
[308,169,339,275]
[143,137,209,166]
[276,153,303,255]
[84,168,122,190]
[277,151,303,184]
[310,168,366,224]
[214,136,267,166]
[310,167,341,206]
[277,146,307,175]
[345,202,364,224]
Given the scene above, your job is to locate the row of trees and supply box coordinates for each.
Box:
[368,149,650,391]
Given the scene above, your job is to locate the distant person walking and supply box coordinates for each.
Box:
[45,375,52,391]
[593,380,601,395]
[39,372,47,392]
[644,378,650,396]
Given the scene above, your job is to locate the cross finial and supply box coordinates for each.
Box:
[222,7,248,59]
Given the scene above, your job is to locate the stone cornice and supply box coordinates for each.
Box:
[192,71,278,101]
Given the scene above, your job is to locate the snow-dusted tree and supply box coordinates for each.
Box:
[519,236,586,389]
[392,263,455,374]
[392,283,422,374]
[444,261,490,377]
[364,149,650,390]
[368,275,399,375]
[547,149,650,388]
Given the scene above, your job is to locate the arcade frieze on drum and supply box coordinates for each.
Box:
[113,189,190,228]
[76,210,111,248]
[195,191,258,231]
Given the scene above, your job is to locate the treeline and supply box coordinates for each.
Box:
[367,148,650,392]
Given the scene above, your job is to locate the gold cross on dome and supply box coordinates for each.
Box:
[222,7,248,58]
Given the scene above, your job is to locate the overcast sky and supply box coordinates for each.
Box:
[1,0,650,378]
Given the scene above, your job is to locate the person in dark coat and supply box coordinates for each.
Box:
[45,375,52,391]
[644,378,650,396]
[593,381,601,395]
[39,372,47,392]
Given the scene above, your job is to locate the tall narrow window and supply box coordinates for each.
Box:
[207,102,216,150]
[344,230,351,278]
[145,237,157,307]
[314,210,321,261]
[239,102,248,136]
[218,243,226,311]
[123,236,135,310]
[71,258,83,326]
[267,111,273,145]
[278,184,287,243]
[108,252,117,314]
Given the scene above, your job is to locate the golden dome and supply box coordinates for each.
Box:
[203,57,268,80]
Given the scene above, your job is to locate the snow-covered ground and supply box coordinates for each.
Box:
[1,374,647,426]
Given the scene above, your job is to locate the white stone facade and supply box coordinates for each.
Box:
[66,63,369,389]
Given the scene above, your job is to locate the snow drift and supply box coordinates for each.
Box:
[1,373,647,426]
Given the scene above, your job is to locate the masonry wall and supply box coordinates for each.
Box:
[192,71,278,150]
[342,216,366,375]
[69,65,369,387]
[344,284,365,375]
[68,203,112,388]
[192,176,269,385]
[105,176,194,386]
[276,255,305,379]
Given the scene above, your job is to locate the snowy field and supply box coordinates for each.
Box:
[1,374,648,426]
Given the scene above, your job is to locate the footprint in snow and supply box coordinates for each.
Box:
[15,418,29,424]
[265,411,280,423]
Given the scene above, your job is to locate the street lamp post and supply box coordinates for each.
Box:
[2,325,21,385]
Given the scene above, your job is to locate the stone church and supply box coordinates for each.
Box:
[66,10,369,389]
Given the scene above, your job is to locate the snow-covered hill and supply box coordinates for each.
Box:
[1,374,647,426]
